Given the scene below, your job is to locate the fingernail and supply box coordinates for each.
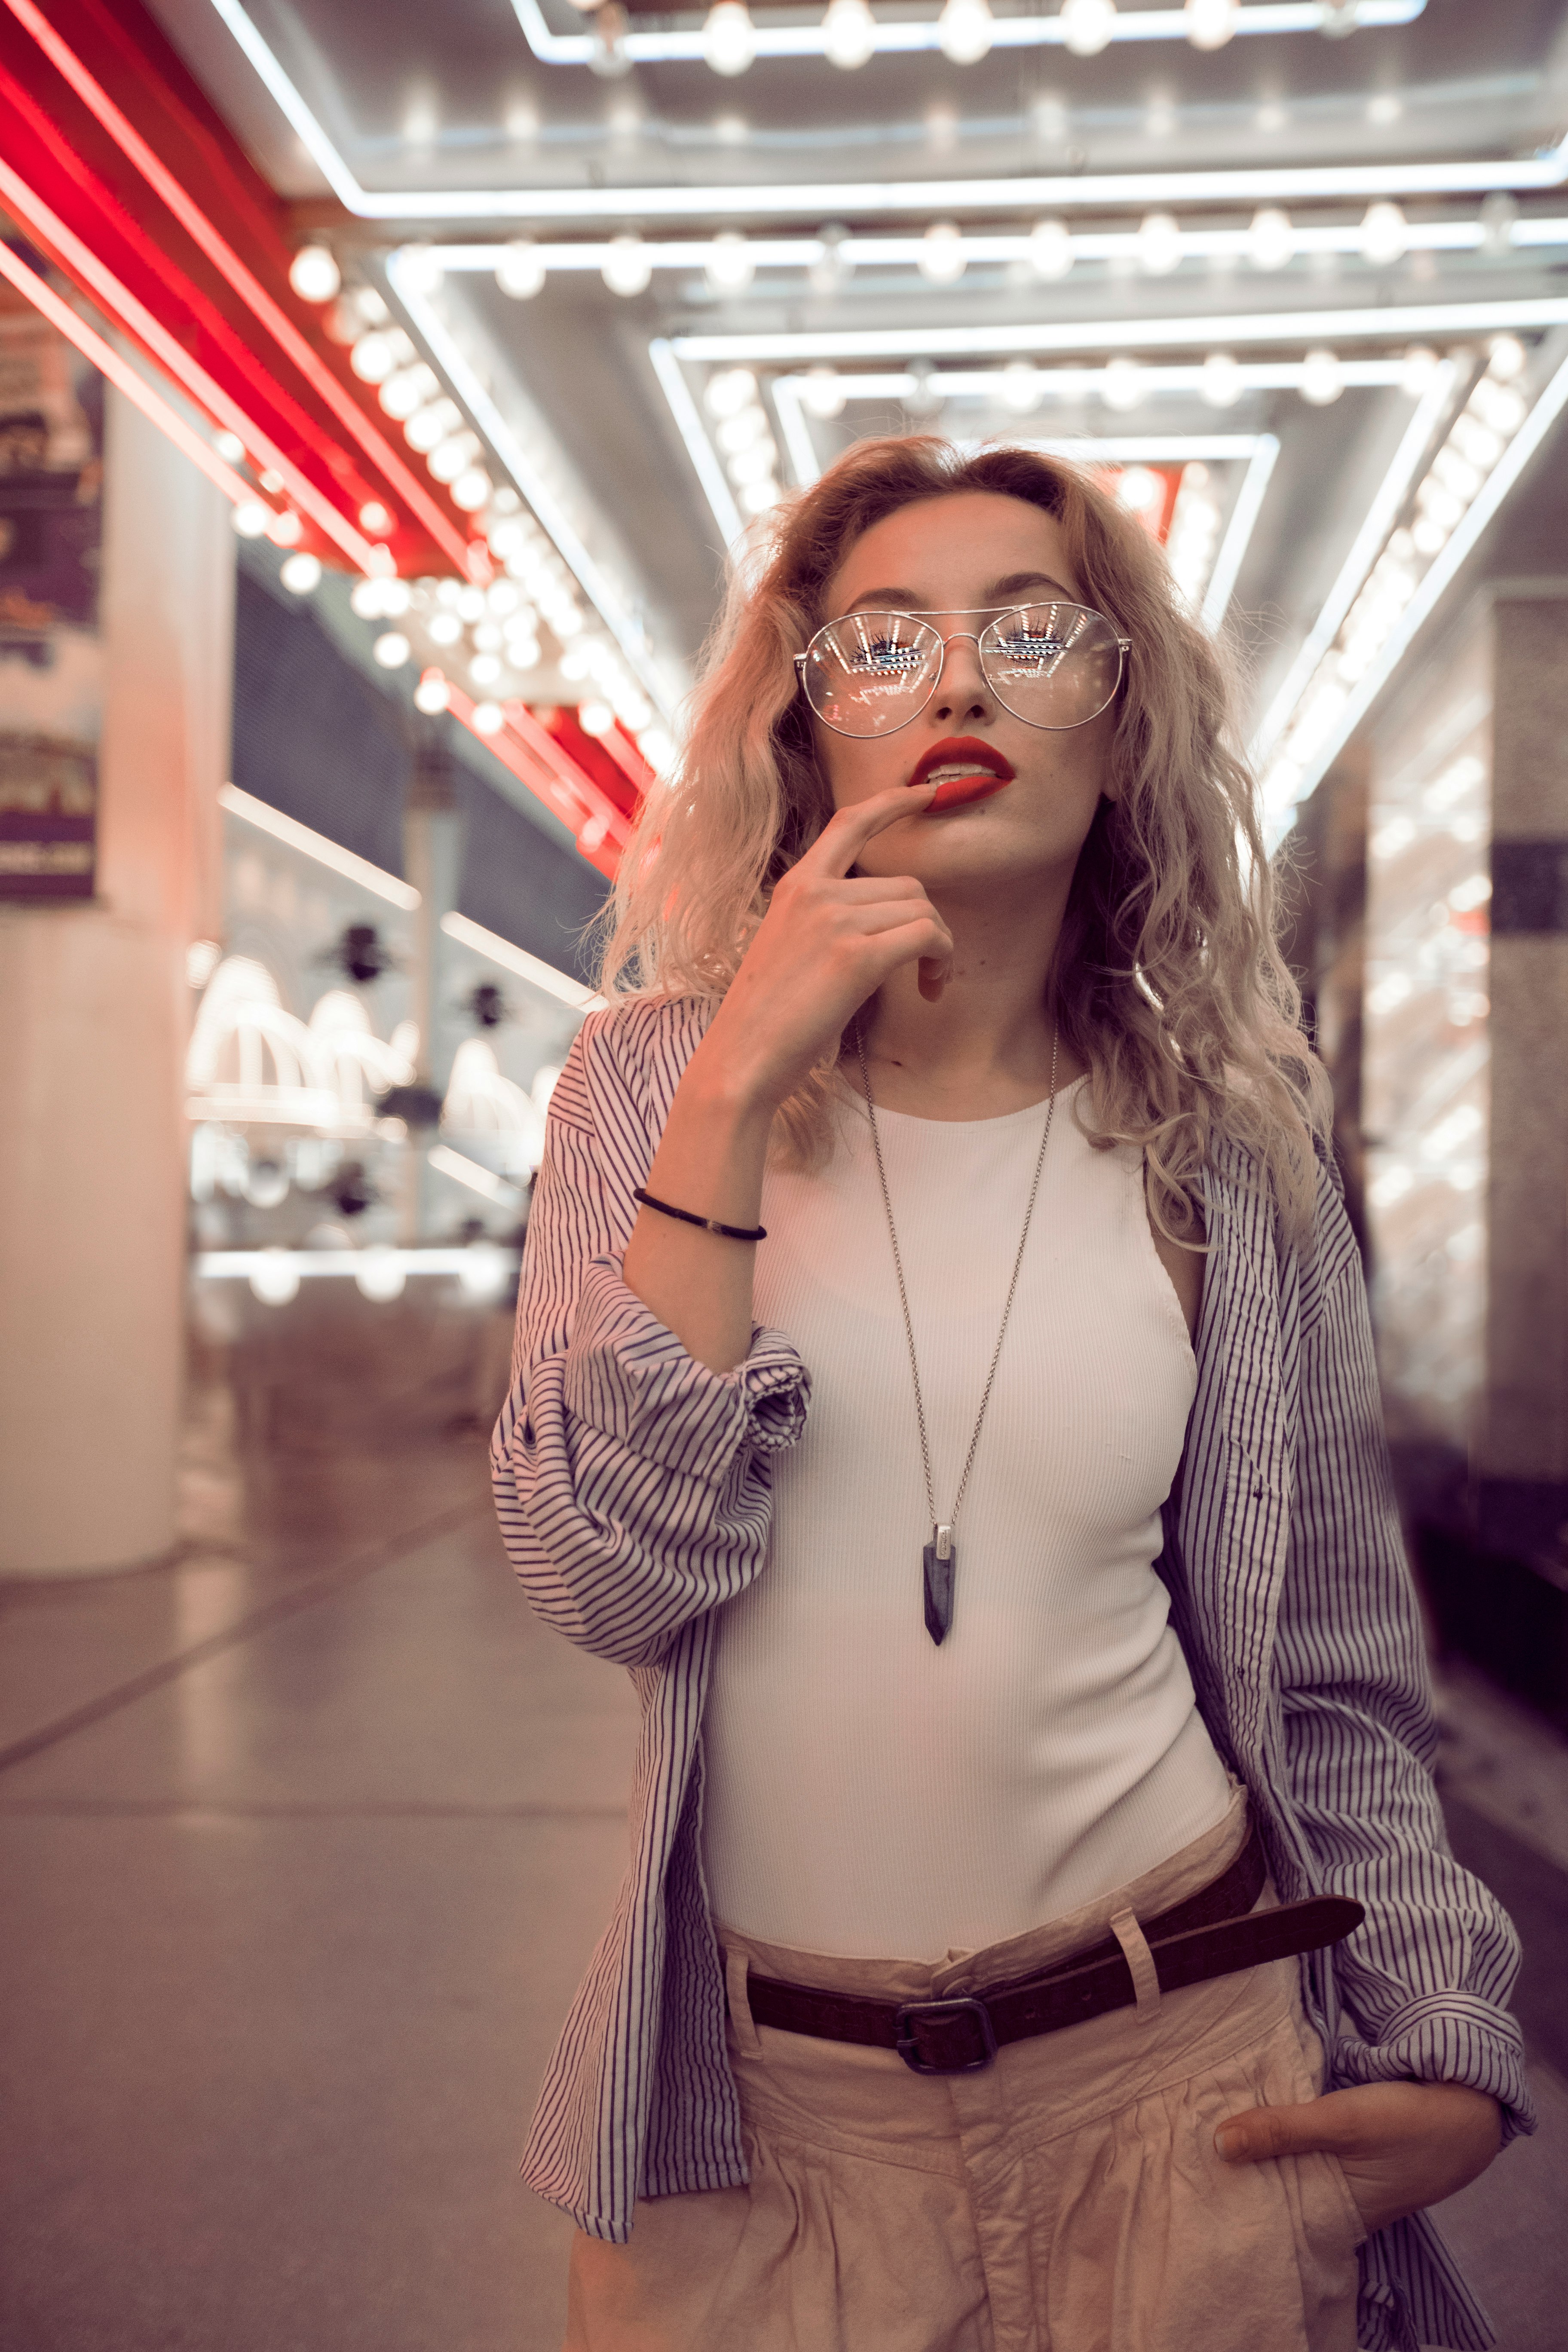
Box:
[1215,2127,1240,2160]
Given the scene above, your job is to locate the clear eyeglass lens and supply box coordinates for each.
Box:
[802,605,1123,737]
[801,614,944,736]
[982,603,1123,729]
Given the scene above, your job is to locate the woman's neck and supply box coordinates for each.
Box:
[847,895,1081,1120]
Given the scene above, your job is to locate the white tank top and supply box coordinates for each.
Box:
[700,1078,1232,1961]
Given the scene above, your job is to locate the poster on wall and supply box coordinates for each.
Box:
[0,278,104,901]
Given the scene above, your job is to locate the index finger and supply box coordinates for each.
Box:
[806,781,939,880]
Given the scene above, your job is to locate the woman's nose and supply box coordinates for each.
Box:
[931,634,995,724]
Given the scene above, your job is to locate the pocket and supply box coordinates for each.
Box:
[1314,2147,1369,2251]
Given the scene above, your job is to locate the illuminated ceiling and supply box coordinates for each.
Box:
[141,0,1568,833]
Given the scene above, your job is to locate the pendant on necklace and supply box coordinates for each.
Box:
[922,1522,955,1646]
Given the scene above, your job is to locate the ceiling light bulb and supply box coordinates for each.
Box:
[1399,344,1438,397]
[288,245,341,304]
[919,222,967,285]
[350,333,398,385]
[279,551,322,594]
[457,585,488,622]
[1028,218,1074,282]
[268,510,303,547]
[1247,206,1295,271]
[379,364,440,422]
[1487,333,1526,381]
[414,672,450,714]
[822,0,876,71]
[702,0,756,75]
[373,632,412,669]
[404,400,461,455]
[1200,350,1243,408]
[705,366,759,418]
[1184,0,1236,46]
[449,467,494,512]
[578,700,615,736]
[469,653,502,686]
[938,0,993,67]
[428,432,482,484]
[1102,356,1145,413]
[472,702,505,735]
[1300,347,1344,406]
[1359,200,1408,267]
[429,611,462,645]
[231,499,271,539]
[214,430,247,465]
[999,360,1041,413]
[497,240,547,300]
[801,365,847,419]
[705,231,756,294]
[602,234,653,296]
[1136,211,1182,277]
[1060,0,1116,58]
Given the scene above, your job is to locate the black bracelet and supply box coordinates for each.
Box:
[633,1186,767,1243]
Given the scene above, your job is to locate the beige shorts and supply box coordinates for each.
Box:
[565,1791,1366,2352]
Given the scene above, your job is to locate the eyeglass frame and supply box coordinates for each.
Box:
[792,603,1133,739]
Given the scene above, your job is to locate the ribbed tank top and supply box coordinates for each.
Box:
[700,1077,1232,1961]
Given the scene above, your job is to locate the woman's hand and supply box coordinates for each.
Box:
[1216,2080,1503,2234]
[698,780,952,1118]
[621,782,950,1375]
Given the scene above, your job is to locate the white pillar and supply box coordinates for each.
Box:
[0,389,233,1574]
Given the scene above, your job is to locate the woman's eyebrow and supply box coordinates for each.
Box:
[837,572,1078,615]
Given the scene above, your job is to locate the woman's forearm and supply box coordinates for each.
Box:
[620,1042,776,1374]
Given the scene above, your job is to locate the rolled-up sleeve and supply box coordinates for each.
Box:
[1276,1170,1535,2145]
[491,1012,810,1667]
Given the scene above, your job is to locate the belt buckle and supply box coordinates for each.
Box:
[894,1994,998,2075]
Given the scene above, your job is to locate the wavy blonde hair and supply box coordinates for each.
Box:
[597,434,1329,1239]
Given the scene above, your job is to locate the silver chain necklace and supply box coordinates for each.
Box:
[854,1020,1060,1648]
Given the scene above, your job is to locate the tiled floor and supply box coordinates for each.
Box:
[1,1338,1565,2350]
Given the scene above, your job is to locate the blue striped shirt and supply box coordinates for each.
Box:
[493,995,1534,2352]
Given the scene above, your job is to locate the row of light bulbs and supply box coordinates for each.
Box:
[451,199,1494,307]
[1262,334,1529,813]
[279,257,676,768]
[643,0,1274,77]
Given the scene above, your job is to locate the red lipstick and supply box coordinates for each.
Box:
[906,736,1015,812]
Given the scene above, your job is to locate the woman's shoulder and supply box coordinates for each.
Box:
[564,991,717,1132]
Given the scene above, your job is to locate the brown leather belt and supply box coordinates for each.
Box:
[741,1827,1363,2076]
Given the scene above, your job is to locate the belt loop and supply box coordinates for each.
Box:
[724,1944,763,2055]
[1109,1908,1162,2019]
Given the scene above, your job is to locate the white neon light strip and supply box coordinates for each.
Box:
[1263,344,1568,838]
[1199,434,1279,631]
[196,1246,520,1279]
[221,785,594,1006]
[429,216,1568,277]
[650,337,744,545]
[202,0,1562,222]
[1253,358,1458,758]
[427,1142,523,1203]
[440,910,604,1011]
[219,783,421,908]
[389,254,677,720]
[673,296,1568,367]
[512,0,1423,67]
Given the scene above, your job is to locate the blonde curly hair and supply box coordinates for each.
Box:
[596,434,1328,1240]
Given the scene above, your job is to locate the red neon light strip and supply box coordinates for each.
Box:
[1,0,473,572]
[441,681,629,880]
[0,152,378,574]
[0,238,263,513]
[0,40,390,538]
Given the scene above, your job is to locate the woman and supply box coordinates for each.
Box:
[493,438,1530,2352]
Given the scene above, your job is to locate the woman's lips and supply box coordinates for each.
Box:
[928,772,1011,812]
[905,736,1015,812]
